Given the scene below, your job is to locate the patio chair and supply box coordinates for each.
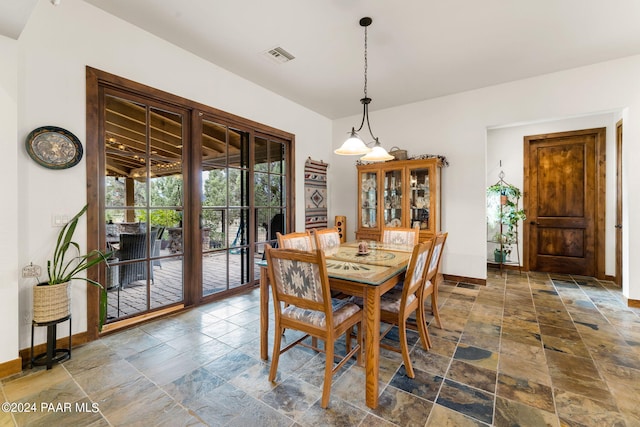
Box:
[117,230,157,288]
[269,213,285,241]
[265,245,362,408]
[151,226,165,268]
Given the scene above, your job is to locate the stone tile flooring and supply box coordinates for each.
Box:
[2,269,640,426]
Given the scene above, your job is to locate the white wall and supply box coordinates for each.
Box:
[5,0,640,367]
[486,113,619,271]
[330,55,640,302]
[12,0,332,354]
[0,35,20,365]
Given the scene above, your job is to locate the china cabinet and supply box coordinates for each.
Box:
[356,158,442,242]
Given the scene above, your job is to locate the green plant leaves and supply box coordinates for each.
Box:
[46,204,111,330]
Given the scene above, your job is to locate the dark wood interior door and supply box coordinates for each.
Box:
[524,128,606,276]
[616,120,623,285]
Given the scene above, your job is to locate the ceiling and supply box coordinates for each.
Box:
[3,0,640,119]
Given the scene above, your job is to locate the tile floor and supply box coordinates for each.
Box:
[2,269,640,426]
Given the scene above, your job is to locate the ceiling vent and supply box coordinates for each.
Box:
[264,46,295,64]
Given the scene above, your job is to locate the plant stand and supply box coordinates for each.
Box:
[487,170,523,276]
[30,315,71,370]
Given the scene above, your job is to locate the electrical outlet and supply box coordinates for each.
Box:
[22,310,31,324]
[22,264,42,278]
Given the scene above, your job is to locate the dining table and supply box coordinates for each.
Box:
[258,240,414,409]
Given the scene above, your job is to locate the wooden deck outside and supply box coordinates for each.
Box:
[105,249,262,321]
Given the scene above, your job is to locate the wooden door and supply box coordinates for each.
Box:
[524,128,606,277]
[616,120,623,285]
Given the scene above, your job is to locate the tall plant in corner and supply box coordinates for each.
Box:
[35,204,111,330]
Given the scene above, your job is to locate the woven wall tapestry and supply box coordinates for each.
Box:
[304,158,328,230]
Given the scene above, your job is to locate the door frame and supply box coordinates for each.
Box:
[85,67,295,339]
[523,127,606,278]
[615,119,623,285]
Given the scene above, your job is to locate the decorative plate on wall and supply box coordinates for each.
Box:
[26,126,83,169]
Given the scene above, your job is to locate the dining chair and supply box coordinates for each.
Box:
[377,240,433,378]
[276,231,315,251]
[265,245,362,408]
[421,232,448,331]
[313,227,341,256]
[382,226,420,246]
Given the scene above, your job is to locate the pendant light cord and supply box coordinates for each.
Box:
[356,20,378,144]
[363,24,368,100]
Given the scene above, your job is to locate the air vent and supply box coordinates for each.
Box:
[264,46,295,64]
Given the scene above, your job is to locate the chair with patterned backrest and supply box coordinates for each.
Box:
[382,227,420,246]
[276,231,315,251]
[378,240,434,378]
[421,232,448,331]
[265,245,362,408]
[313,227,341,257]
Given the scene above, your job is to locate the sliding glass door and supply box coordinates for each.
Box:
[103,93,186,322]
[88,67,294,331]
[253,135,287,280]
[200,119,251,297]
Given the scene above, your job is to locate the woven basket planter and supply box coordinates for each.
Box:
[33,281,71,323]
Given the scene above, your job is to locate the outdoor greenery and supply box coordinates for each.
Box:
[105,166,283,246]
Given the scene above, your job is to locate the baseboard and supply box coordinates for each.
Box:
[605,275,617,282]
[486,262,522,271]
[0,357,22,379]
[627,298,640,308]
[18,331,89,370]
[443,274,486,286]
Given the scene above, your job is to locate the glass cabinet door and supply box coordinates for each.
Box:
[383,169,403,227]
[409,166,431,232]
[360,170,378,229]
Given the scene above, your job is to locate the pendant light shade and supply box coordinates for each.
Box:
[334,17,393,162]
[334,128,372,155]
[360,139,394,162]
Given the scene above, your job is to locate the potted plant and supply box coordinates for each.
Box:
[487,182,526,263]
[33,205,111,330]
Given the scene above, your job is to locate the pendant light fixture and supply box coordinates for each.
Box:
[334,17,394,162]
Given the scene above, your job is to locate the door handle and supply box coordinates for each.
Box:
[530,221,537,225]
[615,224,622,229]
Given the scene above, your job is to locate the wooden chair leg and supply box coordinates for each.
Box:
[269,325,284,381]
[432,290,443,329]
[399,319,415,378]
[321,341,334,408]
[416,300,431,350]
[356,323,363,366]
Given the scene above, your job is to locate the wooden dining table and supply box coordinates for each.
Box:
[258,241,413,409]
